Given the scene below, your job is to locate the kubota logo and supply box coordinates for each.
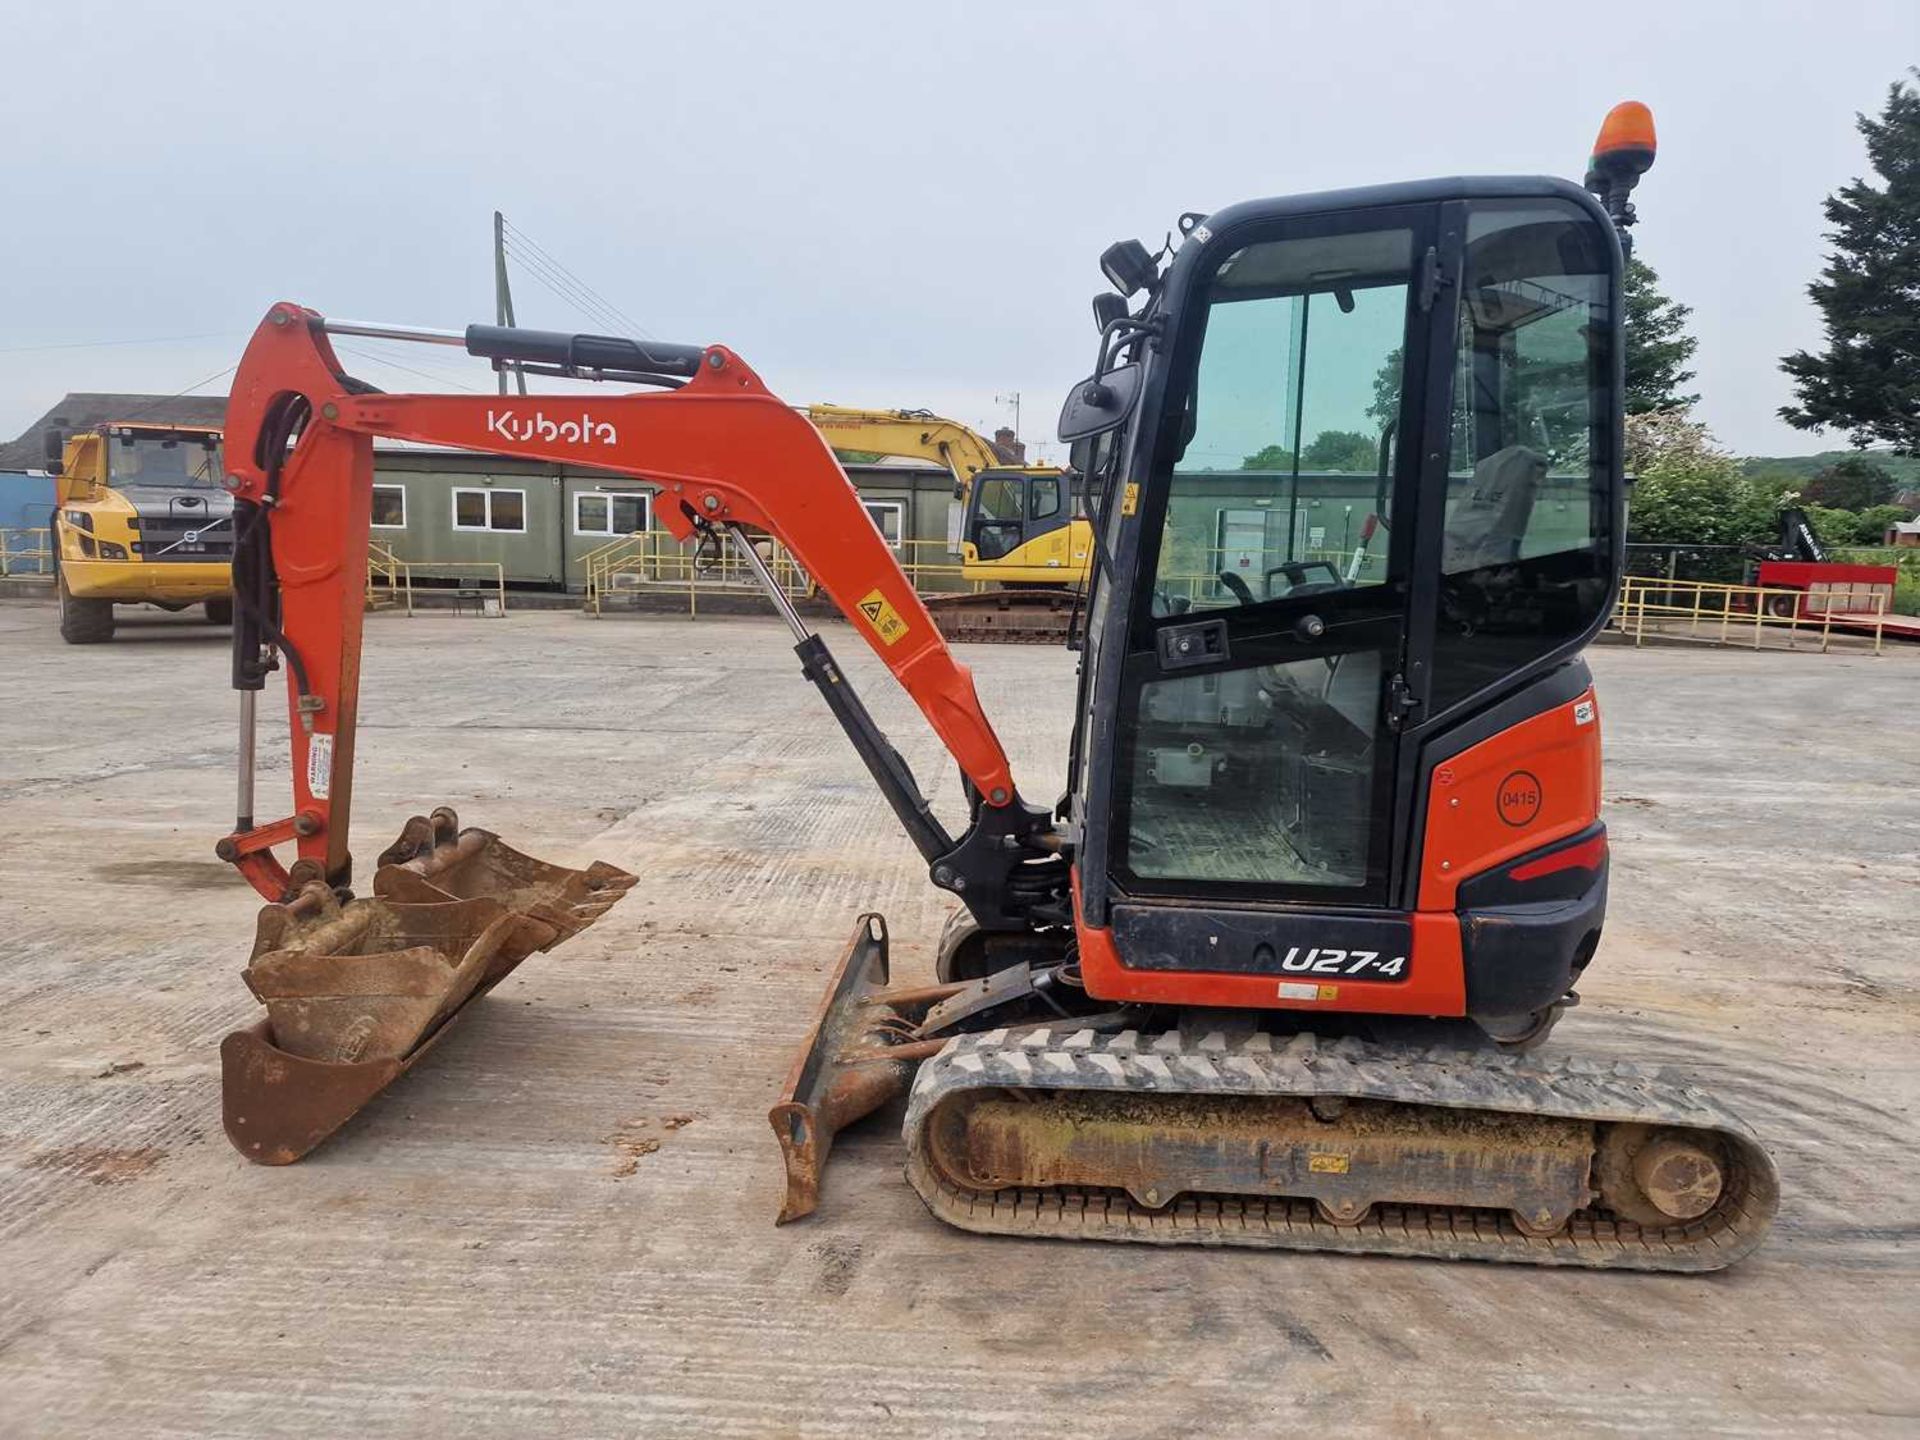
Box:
[486,408,618,446]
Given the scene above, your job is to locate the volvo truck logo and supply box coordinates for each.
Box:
[485,409,619,446]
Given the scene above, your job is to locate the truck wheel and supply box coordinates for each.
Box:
[58,577,115,644]
[204,596,234,626]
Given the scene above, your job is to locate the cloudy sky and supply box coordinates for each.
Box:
[4,1,1915,462]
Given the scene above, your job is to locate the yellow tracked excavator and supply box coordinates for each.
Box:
[806,404,1090,642]
[207,103,1777,1270]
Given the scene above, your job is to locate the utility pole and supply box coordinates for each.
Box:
[493,210,527,396]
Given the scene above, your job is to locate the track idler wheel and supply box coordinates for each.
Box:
[1595,1124,1727,1227]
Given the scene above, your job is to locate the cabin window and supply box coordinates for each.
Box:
[862,500,904,548]
[370,485,407,529]
[573,491,650,536]
[452,486,527,533]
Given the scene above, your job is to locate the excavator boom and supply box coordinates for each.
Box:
[215,306,1058,1165]
[220,307,1030,899]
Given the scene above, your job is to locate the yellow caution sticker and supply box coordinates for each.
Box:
[1121,482,1140,517]
[1309,1154,1351,1175]
[1318,984,1339,1001]
[856,588,911,647]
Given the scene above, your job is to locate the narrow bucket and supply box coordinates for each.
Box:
[373,807,637,943]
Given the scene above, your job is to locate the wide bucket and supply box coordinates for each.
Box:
[222,809,635,1164]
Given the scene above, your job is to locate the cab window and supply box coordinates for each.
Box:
[1152,227,1412,614]
[1430,200,1615,714]
[1030,476,1062,521]
[976,476,1023,522]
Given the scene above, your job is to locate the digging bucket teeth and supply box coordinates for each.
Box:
[221,808,635,1165]
[770,915,956,1224]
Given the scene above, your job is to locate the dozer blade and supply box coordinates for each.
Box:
[769,915,959,1224]
[222,810,635,1164]
[903,1026,1780,1272]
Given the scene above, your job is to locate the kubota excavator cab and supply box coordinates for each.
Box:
[1053,178,1627,1044]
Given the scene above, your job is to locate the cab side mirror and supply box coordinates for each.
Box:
[42,426,65,477]
[1058,362,1143,443]
[1092,293,1129,332]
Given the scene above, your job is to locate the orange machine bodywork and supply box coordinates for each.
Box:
[219,304,1018,901]
[1076,687,1603,1015]
[221,301,1604,1026]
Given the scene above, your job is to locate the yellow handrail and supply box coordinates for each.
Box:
[364,547,505,615]
[1612,575,1886,655]
[0,527,53,580]
[582,532,979,617]
[365,541,413,615]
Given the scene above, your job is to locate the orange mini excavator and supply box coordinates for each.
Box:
[211,105,1777,1270]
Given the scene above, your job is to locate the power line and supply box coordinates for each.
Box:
[498,218,654,338]
[0,330,241,355]
[500,218,651,335]
[115,365,241,422]
[501,240,632,336]
[346,336,491,383]
[501,239,637,338]
[335,344,487,394]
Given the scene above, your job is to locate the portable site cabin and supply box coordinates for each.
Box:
[365,449,964,591]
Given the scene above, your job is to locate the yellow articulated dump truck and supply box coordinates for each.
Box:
[45,421,233,644]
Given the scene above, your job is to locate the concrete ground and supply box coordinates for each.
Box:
[1,600,1915,1439]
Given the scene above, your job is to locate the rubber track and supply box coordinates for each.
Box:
[902,1026,1779,1271]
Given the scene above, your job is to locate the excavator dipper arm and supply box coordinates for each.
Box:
[215,304,1048,911]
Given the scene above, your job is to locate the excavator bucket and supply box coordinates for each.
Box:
[373,807,637,940]
[770,915,957,1223]
[221,810,636,1164]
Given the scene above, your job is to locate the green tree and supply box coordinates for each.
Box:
[1853,502,1916,543]
[1802,504,1869,549]
[1243,431,1384,472]
[1802,455,1898,510]
[1780,71,1920,454]
[1623,257,1700,414]
[1623,409,1782,545]
[1301,429,1379,472]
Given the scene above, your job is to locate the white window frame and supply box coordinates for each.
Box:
[452,486,528,534]
[862,499,906,549]
[370,483,408,529]
[573,489,652,537]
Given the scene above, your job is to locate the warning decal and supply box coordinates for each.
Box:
[856,588,911,647]
[1308,1153,1351,1175]
[306,733,333,800]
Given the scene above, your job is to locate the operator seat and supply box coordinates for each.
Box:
[1441,444,1547,573]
